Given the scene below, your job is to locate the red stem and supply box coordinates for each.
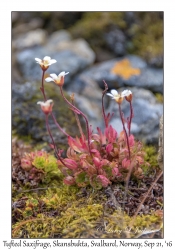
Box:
[40,70,70,138]
[118,104,131,159]
[102,80,108,128]
[59,86,92,155]
[51,112,70,138]
[40,70,47,101]
[45,115,67,167]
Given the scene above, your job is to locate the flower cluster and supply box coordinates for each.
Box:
[33,56,150,189]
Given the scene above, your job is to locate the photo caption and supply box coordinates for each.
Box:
[2,239,173,249]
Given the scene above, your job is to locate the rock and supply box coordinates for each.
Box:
[13,29,47,50]
[47,38,95,65]
[105,87,163,144]
[72,55,163,93]
[12,18,44,37]
[66,74,106,129]
[127,67,163,93]
[15,32,95,83]
[71,94,102,129]
[149,55,163,68]
[46,30,72,48]
[125,11,137,24]
[157,115,163,170]
[104,29,126,56]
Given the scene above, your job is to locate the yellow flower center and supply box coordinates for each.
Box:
[43,60,49,65]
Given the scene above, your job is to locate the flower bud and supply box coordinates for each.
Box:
[122,158,131,169]
[93,157,101,167]
[122,90,132,102]
[63,176,75,185]
[21,159,32,171]
[112,167,119,176]
[125,94,132,102]
[37,99,53,115]
[96,175,111,187]
[64,159,78,170]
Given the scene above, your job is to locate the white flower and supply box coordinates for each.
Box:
[122,89,132,96]
[122,89,132,102]
[45,71,69,86]
[35,56,57,70]
[106,89,120,99]
[106,89,131,104]
[37,99,54,115]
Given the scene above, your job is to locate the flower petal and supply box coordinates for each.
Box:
[59,71,69,77]
[43,56,51,61]
[47,99,53,103]
[35,58,41,63]
[49,59,57,65]
[45,77,55,82]
[37,101,43,105]
[106,93,115,98]
[122,89,132,97]
[49,73,58,80]
[111,89,118,96]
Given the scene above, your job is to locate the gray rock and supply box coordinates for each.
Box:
[149,55,163,68]
[13,29,47,50]
[104,29,126,56]
[72,55,163,93]
[127,68,163,93]
[71,94,102,129]
[66,74,106,129]
[49,38,95,65]
[12,81,37,102]
[46,30,72,48]
[16,36,95,83]
[106,87,163,144]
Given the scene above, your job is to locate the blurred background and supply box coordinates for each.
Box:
[12,12,163,150]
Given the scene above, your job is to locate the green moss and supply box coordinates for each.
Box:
[12,173,162,238]
[12,130,34,145]
[128,12,163,63]
[69,12,162,64]
[142,145,159,175]
[144,145,158,167]
[155,93,163,103]
[69,12,126,49]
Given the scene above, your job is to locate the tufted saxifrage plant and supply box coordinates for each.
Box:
[34,56,150,189]
[21,150,61,185]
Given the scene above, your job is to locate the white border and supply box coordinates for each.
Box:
[1,1,175,249]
